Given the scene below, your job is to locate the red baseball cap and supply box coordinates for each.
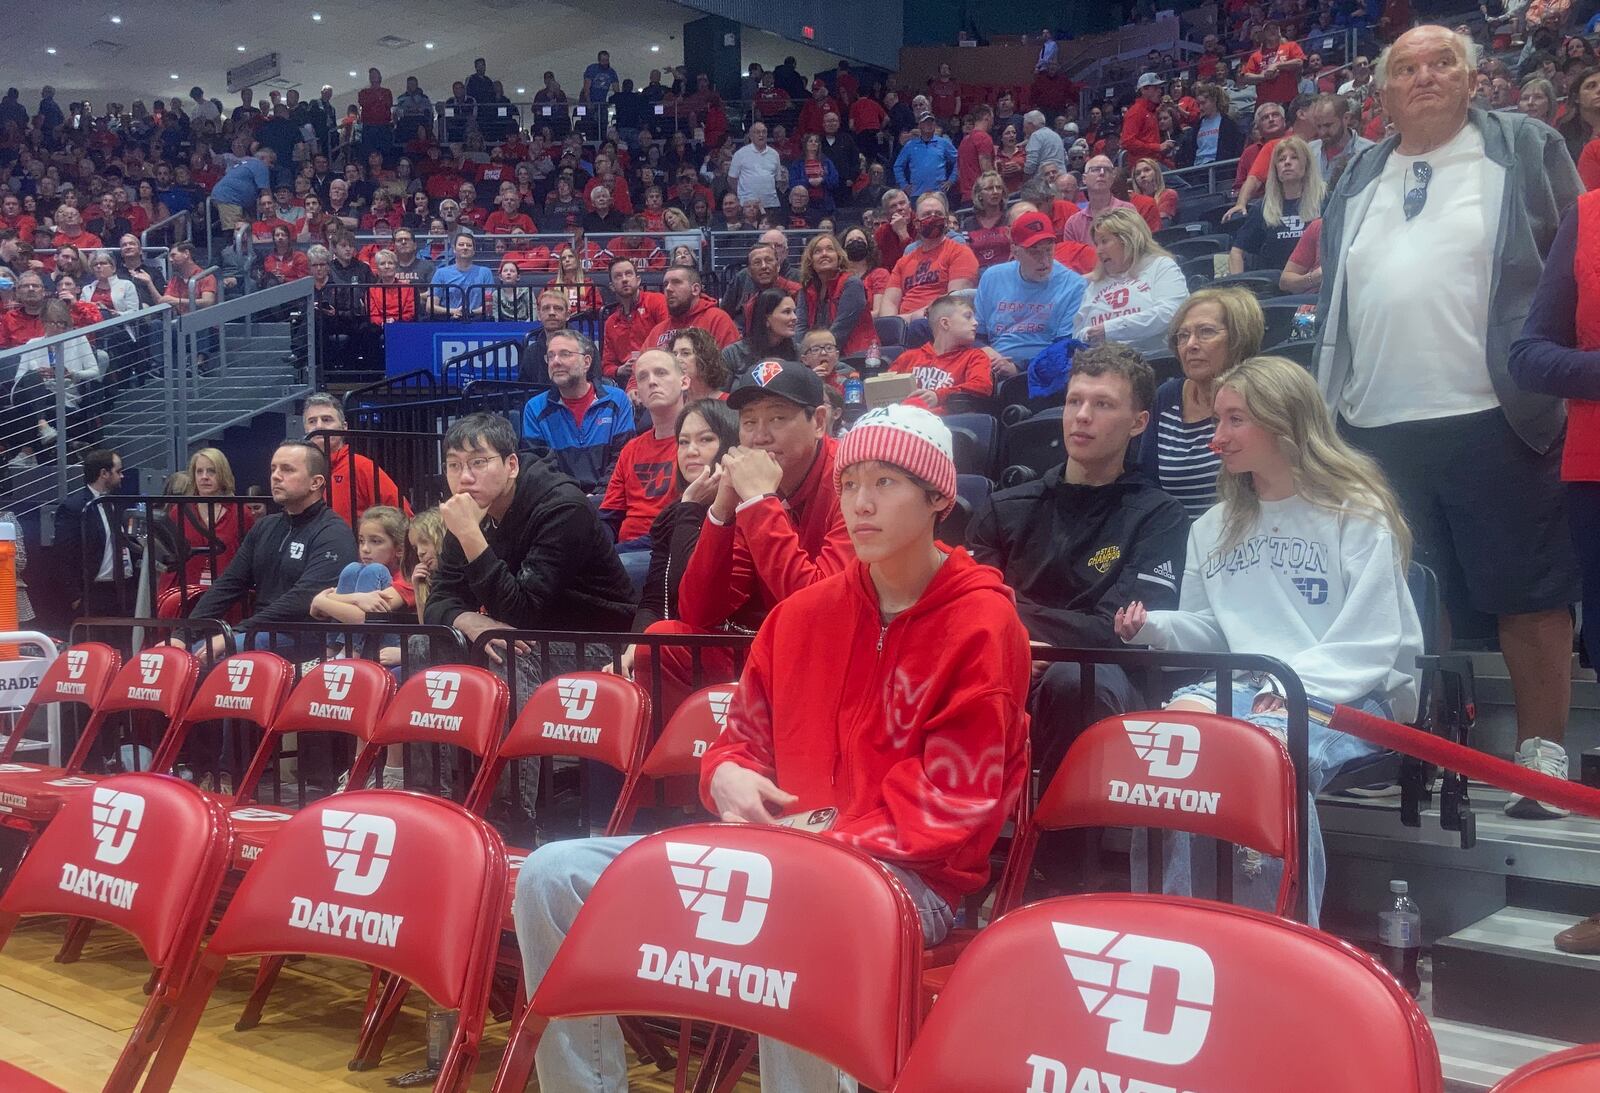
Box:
[1010,210,1056,249]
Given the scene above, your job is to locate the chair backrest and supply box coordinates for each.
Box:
[641,684,736,780]
[1491,1044,1600,1092]
[151,652,295,774]
[62,647,201,772]
[533,824,924,1092]
[1031,711,1298,914]
[352,665,508,792]
[0,642,121,763]
[205,790,506,1010]
[0,772,231,967]
[894,893,1442,1093]
[1002,412,1064,479]
[1407,561,1441,658]
[944,413,999,478]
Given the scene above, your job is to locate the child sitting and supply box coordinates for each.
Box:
[888,294,994,413]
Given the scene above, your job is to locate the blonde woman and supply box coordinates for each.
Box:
[158,447,254,617]
[1115,355,1422,923]
[1229,136,1324,274]
[1075,208,1189,357]
[960,170,1012,270]
[1140,287,1266,517]
[1131,158,1179,226]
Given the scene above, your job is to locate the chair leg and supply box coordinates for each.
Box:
[490,1003,548,1093]
[233,954,287,1031]
[54,916,93,963]
[349,974,409,1070]
[710,1033,757,1093]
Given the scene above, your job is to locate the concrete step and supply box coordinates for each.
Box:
[1432,1014,1574,1092]
[1434,907,1600,1045]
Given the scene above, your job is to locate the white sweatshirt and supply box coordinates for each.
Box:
[1133,495,1422,721]
[1074,255,1189,357]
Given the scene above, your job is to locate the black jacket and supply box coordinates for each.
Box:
[56,487,139,591]
[1178,113,1246,169]
[633,500,708,631]
[424,460,636,632]
[189,500,357,630]
[969,467,1187,648]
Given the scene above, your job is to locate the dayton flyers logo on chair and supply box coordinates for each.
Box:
[635,841,798,1010]
[56,787,146,912]
[54,649,91,696]
[696,690,735,758]
[307,663,357,722]
[288,810,405,948]
[411,670,464,732]
[1109,719,1219,816]
[543,677,601,744]
[1026,921,1214,1091]
[127,653,167,702]
[214,659,257,712]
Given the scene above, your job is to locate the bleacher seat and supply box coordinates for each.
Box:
[1001,410,1065,484]
[894,893,1443,1092]
[143,792,508,1093]
[945,413,1000,479]
[1207,271,1284,299]
[1143,352,1183,386]
[1153,223,1211,245]
[1267,339,1316,370]
[1492,1043,1600,1091]
[1167,234,1235,260]
[0,773,232,1092]
[493,823,925,1093]
[1179,252,1222,289]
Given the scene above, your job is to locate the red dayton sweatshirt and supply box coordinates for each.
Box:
[699,547,1032,908]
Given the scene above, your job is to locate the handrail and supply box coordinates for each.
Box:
[141,210,191,248]
[188,264,220,311]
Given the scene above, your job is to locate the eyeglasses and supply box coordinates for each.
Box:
[1403,160,1432,221]
[802,343,839,356]
[1175,324,1226,344]
[444,454,505,477]
[1084,164,1113,174]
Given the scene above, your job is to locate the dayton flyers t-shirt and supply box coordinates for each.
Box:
[602,430,679,540]
[888,344,994,409]
[889,237,979,315]
[1233,196,1309,273]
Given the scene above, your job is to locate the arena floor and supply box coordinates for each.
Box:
[0,917,749,1091]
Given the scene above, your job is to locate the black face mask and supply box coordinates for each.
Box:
[843,238,870,261]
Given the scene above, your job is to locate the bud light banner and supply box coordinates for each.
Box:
[383,321,536,379]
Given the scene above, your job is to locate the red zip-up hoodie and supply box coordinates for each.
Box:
[699,547,1032,908]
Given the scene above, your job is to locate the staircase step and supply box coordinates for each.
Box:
[1434,907,1600,1044]
[1431,1015,1574,1092]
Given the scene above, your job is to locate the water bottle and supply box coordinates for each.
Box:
[864,340,882,374]
[844,370,865,408]
[426,1002,458,1069]
[1291,307,1317,342]
[1377,879,1422,996]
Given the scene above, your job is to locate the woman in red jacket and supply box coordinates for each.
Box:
[512,402,1032,1090]
[796,232,875,356]
[157,447,255,618]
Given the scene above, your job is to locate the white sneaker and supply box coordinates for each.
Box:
[381,765,405,789]
[1504,737,1571,819]
[37,424,57,444]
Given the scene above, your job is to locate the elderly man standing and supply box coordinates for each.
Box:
[729,123,784,213]
[1315,25,1584,814]
[1023,109,1067,179]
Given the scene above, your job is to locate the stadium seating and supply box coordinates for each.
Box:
[1492,1044,1600,1091]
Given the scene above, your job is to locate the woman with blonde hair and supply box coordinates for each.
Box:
[795,233,875,355]
[1131,157,1179,226]
[1141,287,1266,517]
[1229,136,1323,274]
[157,446,255,617]
[961,170,1013,270]
[1116,355,1422,923]
[1076,207,1189,357]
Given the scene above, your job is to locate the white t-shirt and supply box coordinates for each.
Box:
[1074,256,1190,357]
[1340,122,1504,428]
[729,144,783,208]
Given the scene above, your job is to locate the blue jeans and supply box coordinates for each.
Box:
[338,561,392,595]
[1133,678,1390,926]
[513,835,952,1092]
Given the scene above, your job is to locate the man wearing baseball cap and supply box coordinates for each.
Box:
[637,358,853,710]
[894,110,958,198]
[1122,72,1173,163]
[975,210,1087,385]
[515,402,1031,1089]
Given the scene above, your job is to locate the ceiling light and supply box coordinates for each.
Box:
[424,42,435,49]
[650,45,660,52]
[46,47,57,55]
[348,70,358,77]
[311,11,322,20]
[515,87,526,94]
[236,45,247,52]
[170,73,180,80]
[109,14,122,23]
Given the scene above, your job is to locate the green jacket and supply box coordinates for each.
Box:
[1313,107,1583,454]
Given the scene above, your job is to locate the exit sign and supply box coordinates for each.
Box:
[802,25,815,38]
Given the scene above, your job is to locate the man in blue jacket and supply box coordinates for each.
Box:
[893,112,958,198]
[519,329,636,497]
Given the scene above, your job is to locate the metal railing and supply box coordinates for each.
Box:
[140,210,191,250]
[304,428,448,518]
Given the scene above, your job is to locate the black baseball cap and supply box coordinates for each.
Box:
[728,359,825,411]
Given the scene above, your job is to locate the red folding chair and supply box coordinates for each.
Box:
[996,710,1300,918]
[894,893,1442,1093]
[0,642,121,766]
[141,791,507,1093]
[612,679,729,832]
[1492,1044,1600,1091]
[0,647,197,836]
[0,773,233,1093]
[147,651,296,782]
[0,1062,67,1092]
[491,822,926,1093]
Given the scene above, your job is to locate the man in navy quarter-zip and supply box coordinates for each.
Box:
[173,440,356,659]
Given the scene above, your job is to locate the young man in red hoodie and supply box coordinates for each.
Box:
[513,402,1031,1091]
[643,264,740,351]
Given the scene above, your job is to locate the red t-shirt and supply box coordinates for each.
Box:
[957,130,995,202]
[166,273,217,313]
[1054,240,1097,276]
[889,238,979,315]
[1288,217,1323,269]
[849,97,887,135]
[1581,139,1600,192]
[888,344,994,409]
[928,78,960,120]
[484,210,536,235]
[562,385,598,428]
[54,229,103,251]
[874,222,909,271]
[358,86,394,126]
[1244,41,1306,105]
[602,430,679,540]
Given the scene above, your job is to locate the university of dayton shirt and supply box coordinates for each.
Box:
[602,430,678,540]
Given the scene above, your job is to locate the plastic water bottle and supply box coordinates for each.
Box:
[426,1002,458,1069]
[1378,879,1422,996]
[864,340,881,374]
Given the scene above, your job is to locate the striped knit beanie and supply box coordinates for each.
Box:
[834,404,958,513]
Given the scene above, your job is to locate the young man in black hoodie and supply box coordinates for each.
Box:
[425,412,636,659]
[970,345,1187,783]
[177,440,358,658]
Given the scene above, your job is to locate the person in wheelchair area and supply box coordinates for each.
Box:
[1114,354,1422,924]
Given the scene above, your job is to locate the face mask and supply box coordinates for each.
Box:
[843,238,870,261]
[916,214,945,240]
